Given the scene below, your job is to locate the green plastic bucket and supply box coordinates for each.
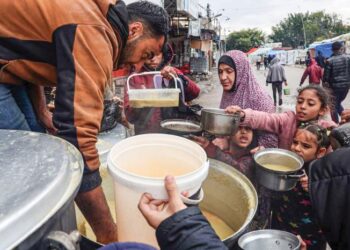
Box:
[283,88,290,95]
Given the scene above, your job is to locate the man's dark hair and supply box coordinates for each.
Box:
[332,41,343,51]
[127,1,170,38]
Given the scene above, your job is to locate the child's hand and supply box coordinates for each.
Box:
[212,137,229,151]
[250,146,265,154]
[297,235,308,250]
[341,109,350,124]
[189,135,210,148]
[300,175,309,192]
[225,106,244,118]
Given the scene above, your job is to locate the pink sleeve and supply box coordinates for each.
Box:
[241,109,295,134]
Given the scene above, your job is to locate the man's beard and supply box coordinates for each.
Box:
[117,38,139,69]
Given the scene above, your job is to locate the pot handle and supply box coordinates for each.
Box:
[286,169,306,179]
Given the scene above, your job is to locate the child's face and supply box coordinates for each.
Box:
[295,89,326,122]
[291,129,325,163]
[231,126,253,148]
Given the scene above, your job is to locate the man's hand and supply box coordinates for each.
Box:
[38,110,57,135]
[284,81,288,86]
[138,176,187,229]
[341,109,350,124]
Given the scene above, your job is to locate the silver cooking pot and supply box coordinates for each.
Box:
[238,229,301,250]
[160,119,202,136]
[0,130,83,250]
[200,108,240,136]
[254,148,305,191]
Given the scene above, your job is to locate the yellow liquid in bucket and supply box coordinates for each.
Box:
[116,146,201,178]
[262,163,296,171]
[122,163,198,177]
[201,209,235,240]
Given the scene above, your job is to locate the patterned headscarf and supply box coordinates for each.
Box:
[219,50,275,113]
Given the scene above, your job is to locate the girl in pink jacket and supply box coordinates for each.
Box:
[226,85,337,149]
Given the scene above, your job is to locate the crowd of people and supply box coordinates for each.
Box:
[0,0,350,249]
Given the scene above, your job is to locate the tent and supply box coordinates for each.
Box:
[315,42,334,58]
[246,47,258,55]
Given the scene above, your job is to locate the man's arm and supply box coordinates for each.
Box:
[27,85,57,134]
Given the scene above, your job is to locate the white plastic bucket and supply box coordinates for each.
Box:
[107,134,209,246]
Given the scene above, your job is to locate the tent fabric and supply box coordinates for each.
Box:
[246,47,258,54]
[315,42,334,58]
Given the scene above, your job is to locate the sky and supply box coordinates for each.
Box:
[198,0,350,35]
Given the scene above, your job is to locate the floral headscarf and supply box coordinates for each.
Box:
[219,50,277,148]
[219,50,275,113]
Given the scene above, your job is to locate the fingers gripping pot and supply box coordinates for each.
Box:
[253,149,305,191]
[200,108,241,136]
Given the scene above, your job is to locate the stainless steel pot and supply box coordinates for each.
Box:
[200,108,240,136]
[160,119,202,136]
[200,159,258,248]
[254,148,304,191]
[238,229,301,250]
[0,130,84,250]
[76,159,257,249]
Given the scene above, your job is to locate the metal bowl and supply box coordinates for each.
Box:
[238,229,301,250]
[254,148,304,191]
[200,108,240,136]
[160,119,202,136]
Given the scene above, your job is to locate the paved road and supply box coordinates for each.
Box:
[195,65,350,113]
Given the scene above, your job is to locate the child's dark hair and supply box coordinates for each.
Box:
[298,122,331,148]
[298,85,334,110]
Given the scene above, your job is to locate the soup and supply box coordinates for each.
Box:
[201,209,235,240]
[262,163,297,172]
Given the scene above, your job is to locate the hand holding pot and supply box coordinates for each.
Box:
[250,146,265,155]
[190,135,210,149]
[341,109,350,124]
[212,137,229,151]
[224,106,244,120]
[300,175,309,192]
[161,66,178,80]
[138,176,187,229]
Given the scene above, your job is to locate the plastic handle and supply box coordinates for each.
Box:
[285,169,306,179]
[180,188,204,205]
[126,71,179,92]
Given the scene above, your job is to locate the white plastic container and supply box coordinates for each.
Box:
[127,71,181,108]
[107,134,209,246]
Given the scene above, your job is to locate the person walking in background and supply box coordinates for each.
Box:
[266,57,287,106]
[300,59,323,86]
[263,55,269,70]
[315,51,326,68]
[256,55,262,70]
[323,41,350,123]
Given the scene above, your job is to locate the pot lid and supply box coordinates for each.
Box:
[0,130,83,250]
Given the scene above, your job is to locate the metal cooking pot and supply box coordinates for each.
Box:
[254,148,304,191]
[0,130,83,250]
[76,159,258,249]
[238,229,301,250]
[160,119,202,136]
[200,108,240,136]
